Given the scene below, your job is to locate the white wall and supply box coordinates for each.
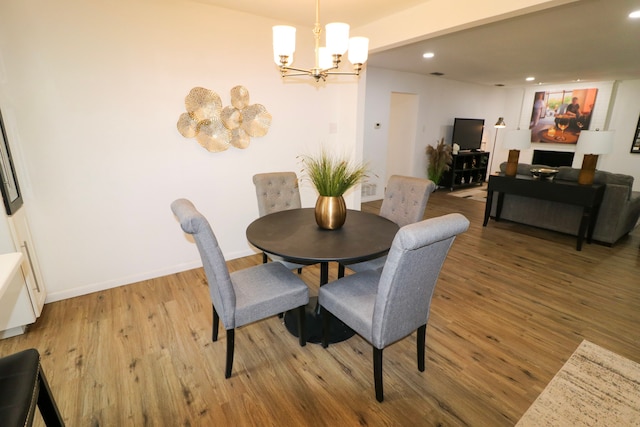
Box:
[385,93,418,181]
[359,0,575,52]
[1,0,636,302]
[599,80,640,183]
[490,81,614,170]
[495,80,640,190]
[363,69,640,199]
[0,0,361,300]
[362,67,507,200]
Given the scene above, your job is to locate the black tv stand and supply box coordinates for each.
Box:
[439,151,490,191]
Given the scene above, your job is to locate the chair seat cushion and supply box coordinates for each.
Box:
[263,252,311,270]
[232,262,309,328]
[346,255,386,273]
[0,348,40,426]
[318,270,381,342]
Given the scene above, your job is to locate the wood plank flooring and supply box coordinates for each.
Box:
[1,189,638,426]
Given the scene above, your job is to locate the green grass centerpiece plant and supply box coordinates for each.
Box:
[426,138,453,186]
[300,149,369,229]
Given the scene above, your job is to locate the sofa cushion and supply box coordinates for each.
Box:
[577,169,634,198]
[499,162,553,175]
[600,172,634,199]
[556,166,579,181]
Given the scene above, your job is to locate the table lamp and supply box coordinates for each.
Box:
[503,129,531,177]
[576,129,614,185]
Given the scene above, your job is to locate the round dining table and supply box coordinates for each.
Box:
[246,208,399,343]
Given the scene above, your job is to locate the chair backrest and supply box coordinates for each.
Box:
[252,172,302,217]
[371,213,469,348]
[170,199,237,328]
[379,175,436,227]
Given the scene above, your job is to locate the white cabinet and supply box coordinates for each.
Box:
[0,255,36,338]
[0,207,47,338]
[7,207,46,315]
[0,108,44,337]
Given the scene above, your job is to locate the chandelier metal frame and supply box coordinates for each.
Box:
[273,0,368,82]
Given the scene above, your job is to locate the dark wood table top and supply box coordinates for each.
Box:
[246,208,399,265]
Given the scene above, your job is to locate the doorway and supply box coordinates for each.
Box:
[385,92,418,184]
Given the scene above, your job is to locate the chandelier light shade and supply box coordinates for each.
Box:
[273,25,296,59]
[325,23,349,55]
[348,37,369,65]
[576,129,614,185]
[272,0,369,82]
[319,47,334,69]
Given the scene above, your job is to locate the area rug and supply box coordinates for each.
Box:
[516,340,640,426]
[446,185,487,202]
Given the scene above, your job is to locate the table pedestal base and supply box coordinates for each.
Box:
[284,297,354,344]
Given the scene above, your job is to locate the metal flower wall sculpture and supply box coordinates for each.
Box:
[177,86,272,152]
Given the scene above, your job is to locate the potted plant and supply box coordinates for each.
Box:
[426,138,452,187]
[300,149,369,229]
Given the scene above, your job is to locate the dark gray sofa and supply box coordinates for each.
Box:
[490,163,640,245]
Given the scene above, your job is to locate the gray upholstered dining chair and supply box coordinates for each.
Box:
[319,213,470,402]
[171,198,309,378]
[343,175,436,274]
[252,172,310,273]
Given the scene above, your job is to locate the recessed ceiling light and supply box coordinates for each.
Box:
[526,76,535,81]
[629,10,640,18]
[422,52,435,59]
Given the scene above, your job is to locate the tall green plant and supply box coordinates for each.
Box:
[426,138,452,185]
[300,149,369,196]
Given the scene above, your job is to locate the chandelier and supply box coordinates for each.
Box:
[272,0,369,82]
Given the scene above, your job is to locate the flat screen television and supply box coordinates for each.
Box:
[452,118,485,151]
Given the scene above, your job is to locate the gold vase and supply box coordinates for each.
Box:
[315,196,347,230]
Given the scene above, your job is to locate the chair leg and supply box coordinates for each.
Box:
[212,305,219,342]
[417,324,426,372]
[321,307,330,348]
[37,365,66,427]
[338,263,345,278]
[297,267,302,274]
[225,329,235,379]
[297,306,306,346]
[374,347,384,402]
[262,252,268,264]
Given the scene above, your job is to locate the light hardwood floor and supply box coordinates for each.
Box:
[2,190,639,426]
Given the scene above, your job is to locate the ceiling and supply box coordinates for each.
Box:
[193,0,427,27]
[198,0,640,87]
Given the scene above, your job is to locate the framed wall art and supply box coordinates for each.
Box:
[528,87,599,145]
[631,114,640,154]
[0,108,23,215]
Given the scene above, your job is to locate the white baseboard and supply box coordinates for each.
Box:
[45,248,257,303]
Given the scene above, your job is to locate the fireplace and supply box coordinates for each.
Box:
[532,150,574,167]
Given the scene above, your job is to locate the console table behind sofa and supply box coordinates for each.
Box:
[488,163,640,246]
